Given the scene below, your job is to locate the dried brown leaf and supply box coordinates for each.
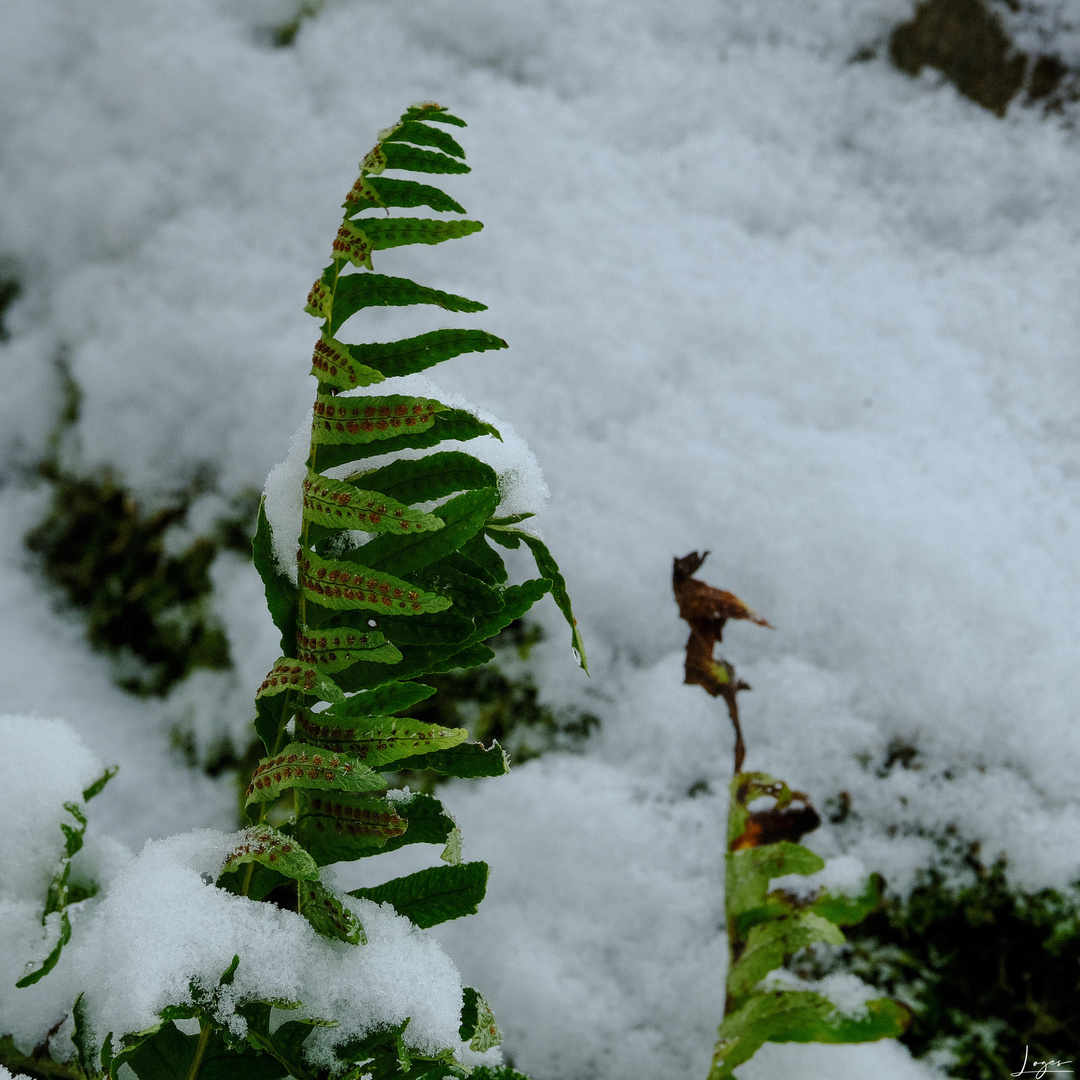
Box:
[673,551,772,772]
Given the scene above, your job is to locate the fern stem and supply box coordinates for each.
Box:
[240,858,256,899]
[184,1020,212,1080]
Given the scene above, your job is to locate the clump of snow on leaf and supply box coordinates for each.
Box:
[263,419,310,584]
[68,830,465,1063]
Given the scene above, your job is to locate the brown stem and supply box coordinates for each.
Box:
[724,694,746,775]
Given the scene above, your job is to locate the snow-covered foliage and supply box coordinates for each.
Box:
[0,719,472,1071]
[3,0,1080,1077]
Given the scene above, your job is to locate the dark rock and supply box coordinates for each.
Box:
[889,0,1071,115]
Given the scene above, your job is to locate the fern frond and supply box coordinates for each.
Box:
[238,105,584,1075]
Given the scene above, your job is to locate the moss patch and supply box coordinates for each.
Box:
[0,271,20,343]
[269,0,325,47]
[839,837,1080,1077]
[27,470,258,696]
[26,357,259,696]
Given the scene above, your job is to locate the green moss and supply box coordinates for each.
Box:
[0,269,20,343]
[27,470,258,695]
[269,0,324,47]
[792,817,1080,1077]
[28,360,259,696]
[849,840,1079,1076]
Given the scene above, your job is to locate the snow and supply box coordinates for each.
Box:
[3,0,1080,1076]
[264,419,312,584]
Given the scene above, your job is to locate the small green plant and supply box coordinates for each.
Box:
[672,552,909,1078]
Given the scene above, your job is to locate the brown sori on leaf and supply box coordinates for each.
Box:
[673,551,772,772]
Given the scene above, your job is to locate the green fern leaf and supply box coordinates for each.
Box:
[344,328,507,380]
[414,552,504,607]
[426,642,498,675]
[384,120,467,159]
[459,988,501,1053]
[302,470,443,534]
[310,392,441,446]
[246,742,385,804]
[392,740,509,779]
[331,616,479,691]
[253,500,299,656]
[311,334,386,390]
[298,549,452,614]
[329,219,485,266]
[348,862,488,928]
[327,680,437,716]
[296,712,468,766]
[313,410,501,470]
[349,176,466,214]
[810,875,884,926]
[332,219,376,269]
[469,577,551,641]
[326,271,486,334]
[401,103,467,127]
[255,658,346,706]
[355,450,498,504]
[296,624,402,671]
[460,531,509,583]
[711,992,910,1080]
[726,913,845,1005]
[217,825,319,883]
[297,793,408,865]
[299,880,366,945]
[381,143,470,175]
[376,791,458,854]
[487,527,588,672]
[346,487,499,577]
[359,217,484,253]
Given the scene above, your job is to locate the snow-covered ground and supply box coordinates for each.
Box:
[3,1,1080,1077]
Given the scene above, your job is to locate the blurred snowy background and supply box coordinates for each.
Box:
[3,0,1080,1077]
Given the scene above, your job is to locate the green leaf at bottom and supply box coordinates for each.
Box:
[709,990,910,1080]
